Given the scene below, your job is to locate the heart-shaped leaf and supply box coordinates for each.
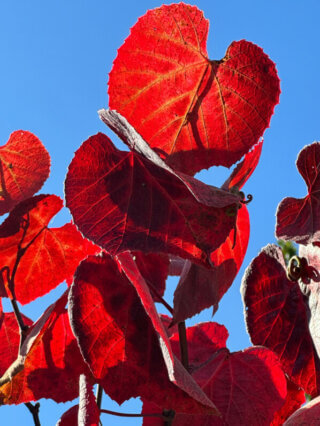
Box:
[0,131,50,215]
[108,3,280,175]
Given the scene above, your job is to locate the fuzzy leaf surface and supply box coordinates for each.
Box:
[241,244,320,396]
[65,132,238,266]
[276,142,320,244]
[0,131,50,215]
[108,3,280,175]
[69,253,218,415]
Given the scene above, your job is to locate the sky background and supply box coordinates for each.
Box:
[1,0,319,424]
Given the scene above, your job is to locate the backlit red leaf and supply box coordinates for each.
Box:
[143,323,286,426]
[0,291,90,404]
[108,3,280,175]
[65,132,239,266]
[241,244,320,396]
[172,205,249,323]
[276,142,320,244]
[284,394,320,425]
[222,140,263,190]
[70,253,218,415]
[0,194,98,304]
[271,379,305,425]
[0,131,50,215]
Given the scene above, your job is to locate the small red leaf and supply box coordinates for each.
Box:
[0,194,98,304]
[222,140,263,190]
[56,405,78,426]
[0,131,50,215]
[276,142,320,244]
[0,291,90,404]
[70,253,218,415]
[172,205,249,323]
[241,244,320,396]
[108,4,279,175]
[271,379,305,425]
[65,132,239,266]
[284,394,320,425]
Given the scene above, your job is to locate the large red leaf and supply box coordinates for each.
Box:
[108,3,280,175]
[0,291,90,404]
[65,132,239,266]
[276,142,320,244]
[284,394,320,425]
[241,244,320,396]
[172,204,249,323]
[0,301,33,376]
[0,194,98,304]
[0,131,50,215]
[69,253,218,415]
[143,322,286,426]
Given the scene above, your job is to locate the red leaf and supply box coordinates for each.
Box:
[0,304,33,376]
[0,291,90,404]
[133,252,169,301]
[143,323,286,426]
[56,405,78,426]
[222,140,263,190]
[172,205,249,323]
[108,3,280,175]
[65,132,239,266]
[0,194,98,304]
[69,253,218,415]
[271,379,305,425]
[241,244,320,396]
[284,394,320,425]
[0,131,50,215]
[276,142,320,244]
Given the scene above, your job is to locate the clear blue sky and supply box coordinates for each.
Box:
[1,1,319,424]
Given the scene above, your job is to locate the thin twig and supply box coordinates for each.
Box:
[178,321,189,370]
[25,402,41,426]
[100,408,163,418]
[96,384,103,410]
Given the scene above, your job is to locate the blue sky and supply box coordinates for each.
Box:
[1,0,319,424]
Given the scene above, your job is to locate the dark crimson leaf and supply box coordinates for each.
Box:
[108,3,280,175]
[284,394,320,425]
[70,253,218,415]
[65,132,239,266]
[0,291,90,404]
[0,131,50,215]
[56,405,78,426]
[0,301,33,376]
[271,379,305,425]
[0,194,98,304]
[133,252,169,300]
[222,140,263,190]
[276,143,320,244]
[143,323,286,426]
[241,244,320,396]
[172,205,249,323]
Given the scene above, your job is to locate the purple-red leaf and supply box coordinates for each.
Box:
[108,3,280,175]
[241,244,320,396]
[69,253,219,415]
[276,142,320,244]
[172,205,249,323]
[0,131,50,215]
[65,132,239,266]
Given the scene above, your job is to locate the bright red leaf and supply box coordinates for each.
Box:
[0,131,50,215]
[108,3,280,175]
[0,194,98,304]
[143,322,286,426]
[241,244,320,396]
[65,132,240,266]
[69,253,218,415]
[172,204,249,323]
[271,379,305,425]
[284,394,320,425]
[222,140,263,190]
[0,291,90,404]
[276,142,320,244]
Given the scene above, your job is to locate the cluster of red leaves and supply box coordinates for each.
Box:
[4,2,314,425]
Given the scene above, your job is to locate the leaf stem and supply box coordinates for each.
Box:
[100,408,175,422]
[25,402,41,426]
[146,279,173,314]
[178,321,189,370]
[96,384,103,410]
